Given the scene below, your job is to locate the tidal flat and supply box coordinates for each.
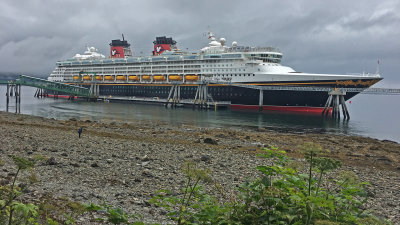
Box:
[0,111,399,224]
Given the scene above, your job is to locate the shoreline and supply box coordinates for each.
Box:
[0,111,399,223]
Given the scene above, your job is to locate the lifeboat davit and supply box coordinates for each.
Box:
[142,75,151,80]
[185,75,199,81]
[83,75,91,80]
[128,75,139,81]
[104,75,114,81]
[169,75,183,81]
[73,75,80,80]
[116,75,126,81]
[153,75,165,81]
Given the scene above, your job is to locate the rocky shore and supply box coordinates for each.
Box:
[0,111,399,224]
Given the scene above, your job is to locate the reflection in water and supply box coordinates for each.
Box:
[0,86,398,142]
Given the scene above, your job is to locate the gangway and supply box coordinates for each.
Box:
[1,75,91,113]
[17,75,90,96]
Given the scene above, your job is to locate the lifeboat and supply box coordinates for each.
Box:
[95,75,103,81]
[83,75,91,81]
[185,75,199,81]
[104,75,114,81]
[142,75,151,80]
[116,75,126,81]
[128,75,139,81]
[169,75,183,81]
[73,75,80,80]
[153,75,166,81]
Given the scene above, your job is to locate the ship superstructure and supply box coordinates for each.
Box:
[48,32,382,112]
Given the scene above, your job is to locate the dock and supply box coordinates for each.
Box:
[97,95,231,109]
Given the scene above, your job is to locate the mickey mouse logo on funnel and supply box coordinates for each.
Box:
[153,44,170,55]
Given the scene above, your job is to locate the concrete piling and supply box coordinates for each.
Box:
[322,89,350,120]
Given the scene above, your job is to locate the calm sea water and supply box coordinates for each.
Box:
[1,86,399,143]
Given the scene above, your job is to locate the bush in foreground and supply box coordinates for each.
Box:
[151,144,391,225]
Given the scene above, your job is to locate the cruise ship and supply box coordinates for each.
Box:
[48,32,382,113]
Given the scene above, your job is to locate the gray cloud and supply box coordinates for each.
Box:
[0,0,399,86]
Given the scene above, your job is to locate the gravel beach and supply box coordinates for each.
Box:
[0,111,399,224]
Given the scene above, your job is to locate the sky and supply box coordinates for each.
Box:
[1,0,399,87]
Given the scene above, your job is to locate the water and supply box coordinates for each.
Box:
[1,86,399,143]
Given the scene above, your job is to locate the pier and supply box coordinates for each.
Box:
[0,75,91,112]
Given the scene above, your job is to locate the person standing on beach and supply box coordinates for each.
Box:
[78,127,83,138]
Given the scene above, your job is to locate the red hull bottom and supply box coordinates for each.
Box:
[47,94,78,99]
[231,104,330,114]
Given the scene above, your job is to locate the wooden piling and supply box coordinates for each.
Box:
[335,95,340,119]
[18,85,21,113]
[322,95,333,116]
[340,96,350,120]
[259,89,264,111]
[6,84,9,112]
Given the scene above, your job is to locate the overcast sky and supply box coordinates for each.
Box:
[1,0,399,87]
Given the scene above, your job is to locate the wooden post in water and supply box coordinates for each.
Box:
[335,95,340,119]
[203,84,208,109]
[166,85,174,107]
[340,95,350,120]
[15,84,21,114]
[259,89,264,111]
[193,84,199,109]
[6,84,9,112]
[177,85,181,107]
[18,85,21,113]
[322,95,332,116]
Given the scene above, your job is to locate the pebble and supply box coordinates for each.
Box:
[47,157,57,165]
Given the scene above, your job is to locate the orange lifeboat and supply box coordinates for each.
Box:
[185,75,199,81]
[116,75,126,81]
[73,75,80,80]
[142,75,151,80]
[95,75,103,81]
[153,75,166,81]
[83,75,91,81]
[104,75,114,81]
[169,75,183,81]
[128,75,139,81]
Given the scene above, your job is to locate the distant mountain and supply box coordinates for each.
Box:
[0,72,47,81]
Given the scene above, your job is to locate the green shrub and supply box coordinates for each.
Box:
[151,145,392,225]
